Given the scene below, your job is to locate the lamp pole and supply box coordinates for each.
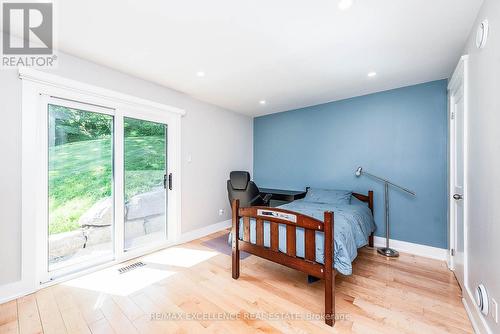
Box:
[355,167,415,257]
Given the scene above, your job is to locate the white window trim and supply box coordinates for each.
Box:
[18,67,186,116]
[19,67,184,291]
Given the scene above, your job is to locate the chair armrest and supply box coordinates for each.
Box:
[249,193,272,206]
[262,193,272,204]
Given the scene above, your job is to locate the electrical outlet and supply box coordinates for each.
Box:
[218,209,225,216]
[492,298,498,323]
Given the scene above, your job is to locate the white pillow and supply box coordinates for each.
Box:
[303,188,352,205]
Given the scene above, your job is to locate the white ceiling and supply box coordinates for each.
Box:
[54,0,482,116]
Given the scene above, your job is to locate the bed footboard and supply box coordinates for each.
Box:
[231,199,336,326]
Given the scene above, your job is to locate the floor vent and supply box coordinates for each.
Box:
[118,261,145,274]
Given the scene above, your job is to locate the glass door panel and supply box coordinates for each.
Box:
[48,104,114,272]
[124,117,167,250]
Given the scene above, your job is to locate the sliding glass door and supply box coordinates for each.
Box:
[48,103,114,272]
[123,117,167,250]
[39,93,178,283]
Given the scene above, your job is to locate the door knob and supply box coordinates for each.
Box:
[453,194,463,200]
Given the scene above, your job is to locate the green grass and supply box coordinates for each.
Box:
[49,136,165,234]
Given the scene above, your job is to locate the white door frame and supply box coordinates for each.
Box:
[19,67,184,290]
[447,55,468,287]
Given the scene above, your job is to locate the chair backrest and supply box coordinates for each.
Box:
[227,171,261,207]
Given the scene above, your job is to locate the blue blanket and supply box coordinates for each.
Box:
[229,199,375,275]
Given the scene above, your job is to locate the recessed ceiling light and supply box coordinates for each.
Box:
[367,71,377,77]
[338,0,353,10]
[196,71,205,77]
[259,100,267,105]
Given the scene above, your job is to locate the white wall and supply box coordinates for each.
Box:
[462,0,500,333]
[0,43,253,287]
[0,69,23,286]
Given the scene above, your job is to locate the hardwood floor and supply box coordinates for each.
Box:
[0,230,472,334]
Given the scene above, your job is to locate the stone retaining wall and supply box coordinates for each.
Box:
[49,188,166,264]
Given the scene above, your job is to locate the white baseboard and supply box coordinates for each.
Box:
[177,219,231,244]
[373,236,447,261]
[463,286,493,334]
[0,280,36,305]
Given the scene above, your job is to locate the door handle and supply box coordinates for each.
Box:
[163,174,173,190]
[453,194,463,200]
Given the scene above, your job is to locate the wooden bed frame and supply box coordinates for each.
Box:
[231,191,374,327]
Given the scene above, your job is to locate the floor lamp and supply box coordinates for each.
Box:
[355,167,415,257]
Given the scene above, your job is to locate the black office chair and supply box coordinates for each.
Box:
[227,171,271,208]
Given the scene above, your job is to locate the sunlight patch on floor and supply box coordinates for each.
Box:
[63,265,175,296]
[93,293,106,309]
[142,246,218,268]
[60,246,218,296]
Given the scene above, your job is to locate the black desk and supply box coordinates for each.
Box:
[259,188,307,207]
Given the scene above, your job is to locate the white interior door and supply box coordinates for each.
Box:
[449,71,466,291]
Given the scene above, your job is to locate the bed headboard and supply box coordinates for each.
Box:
[304,187,373,214]
[352,191,374,214]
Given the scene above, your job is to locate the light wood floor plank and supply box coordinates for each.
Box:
[17,295,42,334]
[98,298,138,334]
[87,318,115,334]
[5,230,472,334]
[35,289,67,334]
[0,300,19,334]
[110,295,144,323]
[51,286,91,334]
[130,293,182,333]
[63,288,105,325]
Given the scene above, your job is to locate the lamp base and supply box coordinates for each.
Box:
[377,247,399,257]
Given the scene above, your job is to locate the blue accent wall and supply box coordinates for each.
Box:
[254,80,448,249]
